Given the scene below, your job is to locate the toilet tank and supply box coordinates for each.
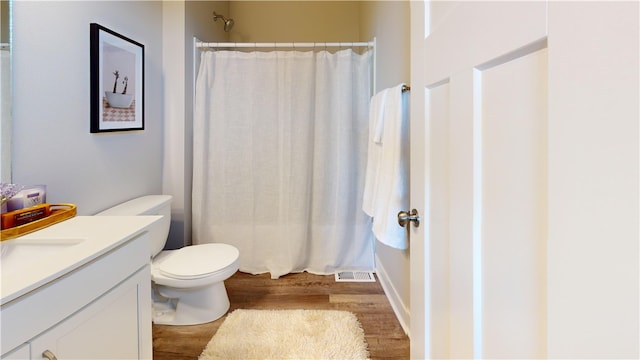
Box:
[96,195,172,258]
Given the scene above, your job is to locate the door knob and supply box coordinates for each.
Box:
[398,209,420,228]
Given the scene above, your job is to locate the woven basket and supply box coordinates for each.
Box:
[0,204,77,241]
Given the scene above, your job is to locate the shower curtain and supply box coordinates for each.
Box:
[193,48,374,279]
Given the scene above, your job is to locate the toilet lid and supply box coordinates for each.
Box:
[156,243,239,279]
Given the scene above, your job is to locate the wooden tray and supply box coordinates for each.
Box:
[0,204,77,241]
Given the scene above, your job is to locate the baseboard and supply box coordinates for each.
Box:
[375,254,410,337]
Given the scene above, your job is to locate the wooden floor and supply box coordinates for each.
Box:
[153,271,410,359]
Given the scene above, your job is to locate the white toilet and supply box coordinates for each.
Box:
[97,195,239,325]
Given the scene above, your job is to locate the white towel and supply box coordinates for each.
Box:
[362,88,388,216]
[369,84,409,250]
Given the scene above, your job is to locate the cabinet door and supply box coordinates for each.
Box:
[30,267,150,360]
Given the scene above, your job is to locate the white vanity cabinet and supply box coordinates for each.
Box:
[27,267,149,360]
[0,217,158,360]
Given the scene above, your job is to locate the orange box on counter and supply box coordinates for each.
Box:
[1,204,51,229]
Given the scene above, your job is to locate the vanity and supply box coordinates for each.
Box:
[0,216,160,360]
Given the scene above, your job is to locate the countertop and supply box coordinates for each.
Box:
[0,216,161,304]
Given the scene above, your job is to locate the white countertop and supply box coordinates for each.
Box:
[0,216,161,304]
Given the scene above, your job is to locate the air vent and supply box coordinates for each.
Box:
[334,271,376,282]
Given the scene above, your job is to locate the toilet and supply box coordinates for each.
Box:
[96,195,239,325]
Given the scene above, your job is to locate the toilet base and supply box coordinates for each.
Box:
[152,281,230,325]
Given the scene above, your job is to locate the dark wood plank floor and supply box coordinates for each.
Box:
[153,271,410,359]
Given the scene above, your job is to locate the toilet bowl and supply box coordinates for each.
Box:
[96,195,239,325]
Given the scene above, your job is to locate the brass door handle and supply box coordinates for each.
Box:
[42,350,58,360]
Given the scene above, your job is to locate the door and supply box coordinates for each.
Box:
[409,1,639,359]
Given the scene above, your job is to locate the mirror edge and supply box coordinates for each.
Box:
[0,0,11,183]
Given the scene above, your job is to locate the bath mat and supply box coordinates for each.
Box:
[198,309,370,360]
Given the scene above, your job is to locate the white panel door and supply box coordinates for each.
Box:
[409,1,639,359]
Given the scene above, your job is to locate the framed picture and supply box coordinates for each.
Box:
[90,23,144,133]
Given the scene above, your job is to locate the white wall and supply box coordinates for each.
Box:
[162,0,228,249]
[162,0,188,249]
[360,0,411,334]
[12,1,164,214]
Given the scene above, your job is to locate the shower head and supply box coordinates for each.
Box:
[213,12,234,32]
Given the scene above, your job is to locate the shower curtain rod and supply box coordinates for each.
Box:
[192,36,377,100]
[195,41,374,49]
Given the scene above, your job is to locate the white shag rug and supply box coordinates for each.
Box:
[199,309,370,360]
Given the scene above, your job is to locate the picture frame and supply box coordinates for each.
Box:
[90,23,144,133]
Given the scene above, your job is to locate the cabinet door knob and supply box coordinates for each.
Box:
[42,350,58,360]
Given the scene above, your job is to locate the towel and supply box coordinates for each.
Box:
[362,88,388,216]
[365,84,409,250]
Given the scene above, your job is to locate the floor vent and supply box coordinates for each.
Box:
[334,271,376,282]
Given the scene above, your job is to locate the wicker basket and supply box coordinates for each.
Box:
[0,204,77,241]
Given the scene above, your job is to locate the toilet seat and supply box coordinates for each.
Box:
[154,243,240,280]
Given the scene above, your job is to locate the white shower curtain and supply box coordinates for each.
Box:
[193,49,375,279]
